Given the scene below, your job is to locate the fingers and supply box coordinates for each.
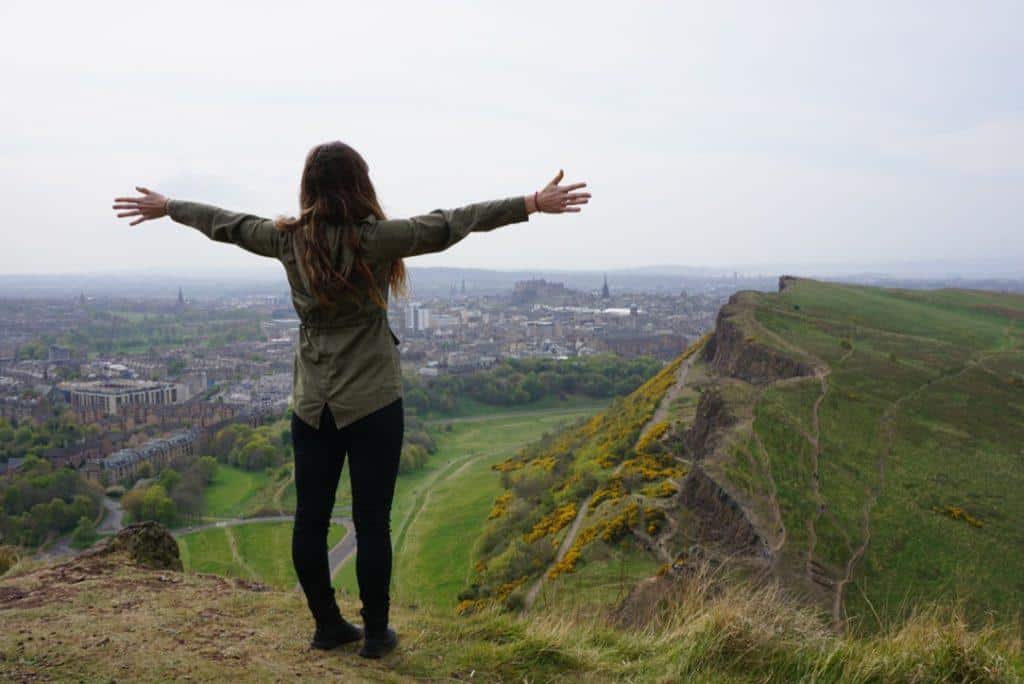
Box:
[546,169,564,188]
[129,217,146,226]
[136,186,152,195]
[117,210,142,218]
[562,182,587,192]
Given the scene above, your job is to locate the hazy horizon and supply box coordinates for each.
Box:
[4,2,1022,275]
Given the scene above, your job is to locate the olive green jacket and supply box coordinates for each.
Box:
[167,197,530,430]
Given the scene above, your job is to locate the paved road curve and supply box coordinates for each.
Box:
[39,495,358,585]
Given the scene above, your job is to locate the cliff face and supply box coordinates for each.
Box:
[704,299,812,384]
[680,467,768,559]
[684,391,735,462]
[676,291,811,563]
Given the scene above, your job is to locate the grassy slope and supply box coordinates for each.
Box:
[202,465,271,518]
[462,347,699,612]
[721,279,1024,624]
[420,394,611,420]
[178,522,346,588]
[333,408,606,607]
[1,550,1020,683]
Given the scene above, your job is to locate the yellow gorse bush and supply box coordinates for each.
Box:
[933,504,984,528]
[523,503,577,543]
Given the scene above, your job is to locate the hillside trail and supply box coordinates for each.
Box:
[392,457,477,582]
[339,415,550,585]
[830,360,977,630]
[314,408,597,591]
[751,430,787,565]
[524,356,695,611]
[271,467,295,513]
[223,526,259,582]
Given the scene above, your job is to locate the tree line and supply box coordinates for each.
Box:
[402,354,662,415]
[0,456,103,547]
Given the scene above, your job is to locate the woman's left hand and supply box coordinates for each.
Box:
[112,187,170,226]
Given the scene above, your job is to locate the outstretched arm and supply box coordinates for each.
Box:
[112,187,282,259]
[361,170,590,260]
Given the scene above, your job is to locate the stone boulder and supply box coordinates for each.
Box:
[81,521,183,571]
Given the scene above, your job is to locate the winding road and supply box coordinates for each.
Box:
[38,494,358,588]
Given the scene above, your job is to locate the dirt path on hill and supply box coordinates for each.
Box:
[804,371,829,588]
[751,430,787,564]
[524,357,695,611]
[343,425,522,584]
[830,361,976,630]
[271,468,295,513]
[390,454,482,573]
[224,526,259,581]
[644,358,695,438]
[394,457,477,582]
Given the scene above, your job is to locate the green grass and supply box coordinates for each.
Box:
[202,465,270,518]
[177,525,248,579]
[333,408,607,608]
[178,522,346,588]
[420,394,611,421]
[718,278,1024,625]
[531,544,662,612]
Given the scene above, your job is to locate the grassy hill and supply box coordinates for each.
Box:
[5,277,1024,680]
[696,277,1024,627]
[464,277,1024,631]
[460,340,706,613]
[1,538,1020,682]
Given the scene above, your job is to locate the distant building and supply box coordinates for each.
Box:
[261,317,300,343]
[404,304,431,331]
[601,274,611,299]
[58,379,185,415]
[83,429,197,483]
[431,313,459,329]
[597,331,689,360]
[512,279,569,304]
[48,345,71,362]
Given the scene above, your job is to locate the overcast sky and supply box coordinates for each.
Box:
[2,1,1021,276]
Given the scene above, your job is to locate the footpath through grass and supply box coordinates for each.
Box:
[179,522,346,588]
[333,406,607,608]
[201,465,270,518]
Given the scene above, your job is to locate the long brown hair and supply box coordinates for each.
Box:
[275,141,407,308]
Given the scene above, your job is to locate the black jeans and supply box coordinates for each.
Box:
[291,399,403,632]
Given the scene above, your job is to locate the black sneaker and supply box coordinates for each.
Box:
[358,628,398,659]
[310,618,364,650]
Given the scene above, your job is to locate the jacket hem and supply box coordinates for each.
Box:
[293,387,403,432]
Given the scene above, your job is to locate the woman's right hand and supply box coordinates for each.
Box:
[112,187,170,226]
[528,170,590,214]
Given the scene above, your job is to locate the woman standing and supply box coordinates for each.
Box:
[112,141,590,658]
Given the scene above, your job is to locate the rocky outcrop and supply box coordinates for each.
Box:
[680,468,769,559]
[80,521,183,571]
[705,299,812,384]
[684,391,735,461]
[778,275,798,292]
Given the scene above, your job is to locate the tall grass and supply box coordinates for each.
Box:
[410,562,1023,683]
